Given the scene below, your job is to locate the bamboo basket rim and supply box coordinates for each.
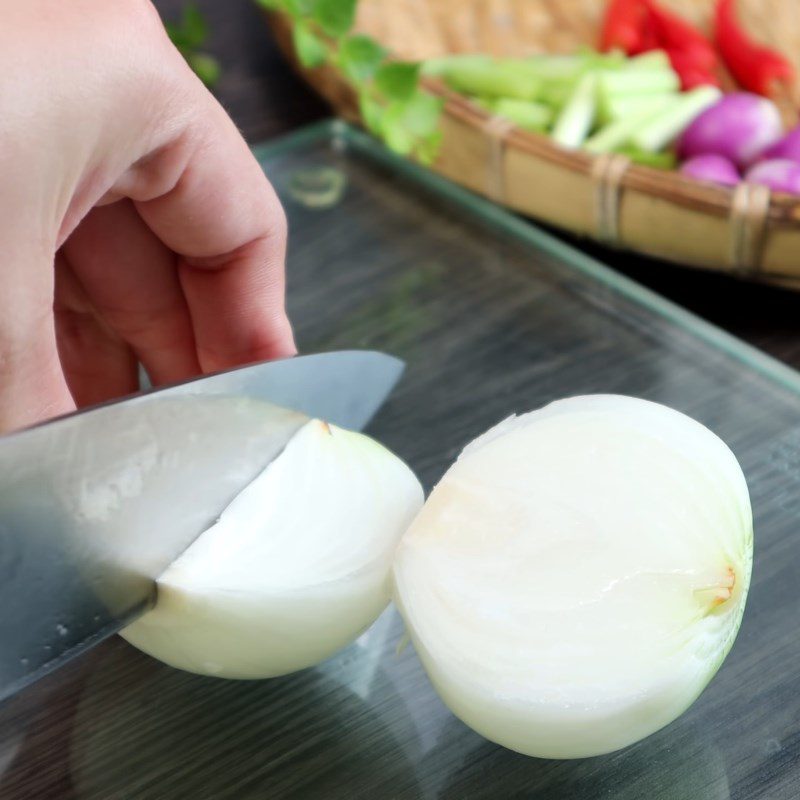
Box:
[423,80,800,224]
[265,2,800,285]
[272,14,800,223]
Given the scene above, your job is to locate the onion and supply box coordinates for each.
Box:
[680,154,740,187]
[676,92,783,170]
[745,159,800,196]
[393,395,752,759]
[761,126,800,164]
[121,419,423,678]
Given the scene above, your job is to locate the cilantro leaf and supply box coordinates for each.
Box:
[339,35,386,82]
[165,3,207,49]
[265,0,442,163]
[186,52,222,87]
[182,4,207,46]
[375,62,420,102]
[284,0,315,13]
[380,90,443,159]
[292,21,328,68]
[358,92,384,136]
[312,0,357,37]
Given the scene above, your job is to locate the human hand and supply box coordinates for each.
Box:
[0,0,295,433]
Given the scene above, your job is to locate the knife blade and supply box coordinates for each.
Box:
[0,350,404,701]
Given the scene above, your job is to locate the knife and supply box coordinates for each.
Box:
[0,350,404,702]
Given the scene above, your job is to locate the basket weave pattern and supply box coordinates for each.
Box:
[269,1,800,287]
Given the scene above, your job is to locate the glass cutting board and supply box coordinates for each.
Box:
[2,121,800,800]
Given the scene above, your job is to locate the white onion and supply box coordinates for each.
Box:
[393,395,752,759]
[122,419,423,678]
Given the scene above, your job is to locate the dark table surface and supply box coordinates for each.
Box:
[6,109,800,800]
[152,0,800,368]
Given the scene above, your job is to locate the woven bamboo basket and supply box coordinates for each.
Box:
[267,1,800,289]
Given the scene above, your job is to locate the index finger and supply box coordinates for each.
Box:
[121,82,296,373]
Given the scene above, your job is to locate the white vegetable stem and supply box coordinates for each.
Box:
[552,74,598,149]
[393,395,752,759]
[122,419,423,678]
[632,86,722,153]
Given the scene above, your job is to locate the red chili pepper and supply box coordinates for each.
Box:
[665,48,720,90]
[644,0,717,73]
[628,11,659,55]
[600,0,648,54]
[715,0,794,96]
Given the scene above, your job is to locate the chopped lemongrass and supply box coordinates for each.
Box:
[617,147,678,169]
[631,86,722,153]
[598,68,681,98]
[437,59,543,101]
[552,73,597,148]
[585,96,675,153]
[489,98,554,131]
[599,92,679,124]
[623,50,672,71]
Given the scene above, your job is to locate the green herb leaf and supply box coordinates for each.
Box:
[182,4,207,46]
[186,52,222,87]
[312,0,357,37]
[375,62,420,102]
[292,21,328,68]
[339,35,386,82]
[414,130,443,165]
[284,0,315,14]
[165,4,221,88]
[358,92,384,136]
[405,91,443,137]
[265,0,442,163]
[165,3,207,49]
[380,91,443,158]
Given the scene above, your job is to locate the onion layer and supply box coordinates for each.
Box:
[122,419,423,678]
[393,395,752,759]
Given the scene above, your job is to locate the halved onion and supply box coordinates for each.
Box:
[122,419,423,678]
[393,395,752,759]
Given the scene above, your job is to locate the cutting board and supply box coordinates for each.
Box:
[2,121,800,799]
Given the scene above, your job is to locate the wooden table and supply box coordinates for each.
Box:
[154,0,800,371]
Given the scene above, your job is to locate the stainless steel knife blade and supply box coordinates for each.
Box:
[0,350,404,701]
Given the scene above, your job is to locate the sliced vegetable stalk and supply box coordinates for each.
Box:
[552,74,598,149]
[598,68,680,98]
[631,86,721,153]
[599,92,677,124]
[585,95,674,153]
[618,147,677,168]
[436,59,542,101]
[420,54,491,78]
[623,49,671,71]
[487,98,553,132]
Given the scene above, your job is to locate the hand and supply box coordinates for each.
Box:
[0,0,296,433]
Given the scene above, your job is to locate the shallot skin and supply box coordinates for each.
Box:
[680,154,740,186]
[745,159,800,196]
[676,92,782,169]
